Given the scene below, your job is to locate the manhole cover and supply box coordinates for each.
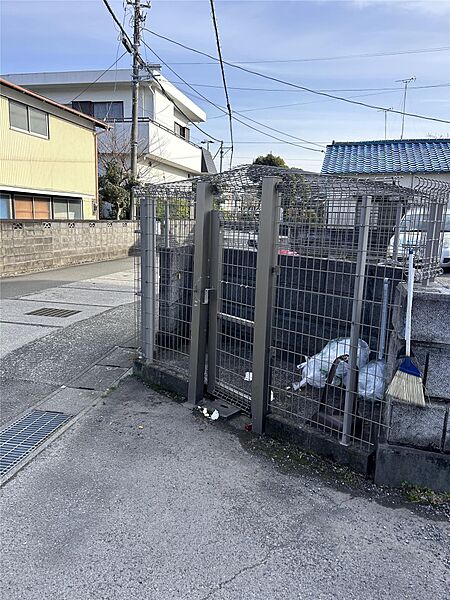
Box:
[0,410,71,477]
[26,307,81,318]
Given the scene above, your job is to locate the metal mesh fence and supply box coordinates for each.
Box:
[137,165,449,449]
[206,168,263,410]
[137,180,196,379]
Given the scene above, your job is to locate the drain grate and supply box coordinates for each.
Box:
[0,410,71,478]
[26,307,81,318]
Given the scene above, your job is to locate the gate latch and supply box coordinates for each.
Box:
[203,288,215,305]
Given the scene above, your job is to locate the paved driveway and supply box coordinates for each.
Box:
[1,376,448,600]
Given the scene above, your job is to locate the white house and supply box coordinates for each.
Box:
[5,68,216,183]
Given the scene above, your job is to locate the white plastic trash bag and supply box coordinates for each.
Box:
[300,337,370,389]
[357,359,386,402]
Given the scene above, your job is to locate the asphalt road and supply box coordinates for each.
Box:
[0,257,135,299]
[0,258,137,424]
[1,376,448,600]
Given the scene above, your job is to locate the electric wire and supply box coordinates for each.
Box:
[70,51,128,103]
[101,0,134,49]
[205,89,406,120]
[170,81,450,94]
[167,45,450,65]
[145,29,450,125]
[209,0,234,167]
[142,39,324,151]
[101,0,221,143]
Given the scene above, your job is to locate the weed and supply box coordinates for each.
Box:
[402,482,450,506]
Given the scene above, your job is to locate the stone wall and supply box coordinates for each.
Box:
[376,279,450,492]
[0,219,138,276]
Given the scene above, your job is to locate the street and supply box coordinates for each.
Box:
[0,258,136,425]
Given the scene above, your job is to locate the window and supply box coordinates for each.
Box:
[9,101,28,131]
[174,122,190,141]
[72,101,94,116]
[53,199,68,219]
[0,193,12,219]
[13,195,50,219]
[52,197,83,219]
[34,198,51,219]
[29,108,48,136]
[93,102,123,120]
[9,101,49,137]
[68,199,82,219]
[8,194,81,220]
[72,101,124,121]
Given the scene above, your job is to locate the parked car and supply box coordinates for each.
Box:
[387,203,450,269]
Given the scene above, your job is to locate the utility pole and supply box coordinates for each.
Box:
[130,0,143,220]
[219,141,224,172]
[396,76,415,140]
[213,141,232,173]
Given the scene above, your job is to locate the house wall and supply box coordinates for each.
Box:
[0,95,98,219]
[139,161,196,184]
[153,86,174,128]
[26,82,154,120]
[26,82,204,178]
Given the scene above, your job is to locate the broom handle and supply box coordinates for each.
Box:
[405,250,414,358]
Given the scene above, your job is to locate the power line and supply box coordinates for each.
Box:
[105,5,130,121]
[169,81,450,93]
[70,51,129,103]
[145,29,450,125]
[102,0,135,53]
[205,89,405,120]
[209,0,234,169]
[101,0,222,145]
[166,45,450,65]
[142,38,323,152]
[140,45,223,142]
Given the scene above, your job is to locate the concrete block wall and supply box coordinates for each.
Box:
[0,220,138,276]
[388,281,450,402]
[376,279,450,492]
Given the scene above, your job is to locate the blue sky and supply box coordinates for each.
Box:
[1,0,449,171]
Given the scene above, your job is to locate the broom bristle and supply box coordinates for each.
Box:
[386,369,426,407]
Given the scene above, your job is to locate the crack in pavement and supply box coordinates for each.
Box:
[197,498,350,600]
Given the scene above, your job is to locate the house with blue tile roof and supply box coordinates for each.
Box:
[321,139,450,187]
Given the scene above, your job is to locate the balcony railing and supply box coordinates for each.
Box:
[98,117,203,174]
[103,116,202,150]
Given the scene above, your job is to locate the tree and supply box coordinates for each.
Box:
[253,153,287,167]
[98,160,132,220]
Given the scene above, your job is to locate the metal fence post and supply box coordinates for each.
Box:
[251,176,282,434]
[140,194,157,363]
[207,210,222,394]
[164,198,170,248]
[188,182,213,405]
[341,195,372,446]
[423,200,445,284]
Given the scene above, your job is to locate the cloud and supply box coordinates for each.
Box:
[352,0,450,17]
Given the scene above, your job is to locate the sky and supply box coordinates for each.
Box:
[1,0,449,171]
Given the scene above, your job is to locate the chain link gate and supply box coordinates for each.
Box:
[138,166,449,453]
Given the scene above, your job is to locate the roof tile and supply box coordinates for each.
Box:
[321,139,450,175]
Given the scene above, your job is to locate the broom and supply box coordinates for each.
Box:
[386,249,426,407]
